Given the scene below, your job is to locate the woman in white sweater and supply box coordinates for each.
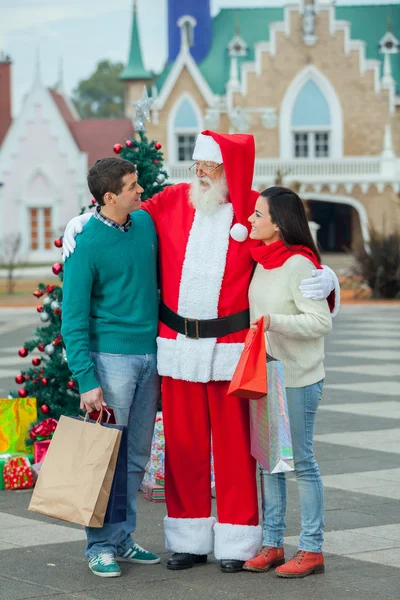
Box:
[243,186,332,579]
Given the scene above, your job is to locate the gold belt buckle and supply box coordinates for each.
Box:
[184,318,200,339]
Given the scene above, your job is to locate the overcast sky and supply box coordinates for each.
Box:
[1,0,396,115]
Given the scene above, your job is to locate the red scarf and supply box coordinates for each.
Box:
[250,240,335,313]
[250,239,322,270]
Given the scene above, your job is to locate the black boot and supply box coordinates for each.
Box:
[220,559,245,573]
[167,553,208,570]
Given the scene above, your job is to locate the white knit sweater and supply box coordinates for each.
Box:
[249,255,332,388]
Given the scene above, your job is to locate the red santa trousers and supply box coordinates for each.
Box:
[162,377,262,560]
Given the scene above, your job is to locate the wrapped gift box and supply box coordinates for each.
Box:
[142,481,165,502]
[3,456,33,490]
[0,452,34,490]
[0,398,37,453]
[33,440,51,464]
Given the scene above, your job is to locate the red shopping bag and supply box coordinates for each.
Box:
[227,317,267,399]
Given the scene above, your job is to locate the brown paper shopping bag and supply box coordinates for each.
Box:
[29,415,121,528]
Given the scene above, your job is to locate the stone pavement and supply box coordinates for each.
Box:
[0,305,400,600]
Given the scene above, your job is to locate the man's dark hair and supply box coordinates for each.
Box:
[87,158,136,206]
[260,186,321,263]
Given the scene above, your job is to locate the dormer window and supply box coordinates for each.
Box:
[379,31,399,55]
[228,35,248,58]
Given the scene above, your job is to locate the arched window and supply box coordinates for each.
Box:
[173,97,200,162]
[291,80,331,158]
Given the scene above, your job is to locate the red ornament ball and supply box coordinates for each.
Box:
[155,143,162,150]
[54,238,63,248]
[40,404,50,414]
[32,357,41,367]
[113,143,123,154]
[33,290,43,298]
[18,388,28,398]
[67,380,75,389]
[125,139,134,148]
[91,198,97,205]
[52,263,63,276]
[37,305,43,313]
[153,160,159,164]
[18,347,28,358]
[37,343,45,352]
[46,285,56,294]
[15,374,25,385]
[41,378,48,386]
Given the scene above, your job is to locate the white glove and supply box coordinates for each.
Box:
[62,213,93,261]
[299,266,335,301]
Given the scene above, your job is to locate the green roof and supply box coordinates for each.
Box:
[199,8,284,96]
[120,4,152,81]
[336,5,400,93]
[155,4,400,96]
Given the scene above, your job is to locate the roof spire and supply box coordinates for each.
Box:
[120,0,152,81]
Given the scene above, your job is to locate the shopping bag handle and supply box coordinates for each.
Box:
[84,408,104,424]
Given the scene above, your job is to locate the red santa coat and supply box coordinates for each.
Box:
[143,182,259,383]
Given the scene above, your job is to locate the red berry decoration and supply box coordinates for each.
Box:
[18,388,28,398]
[154,160,159,164]
[40,404,50,414]
[33,290,43,298]
[67,380,75,389]
[15,374,25,385]
[29,430,36,441]
[155,143,162,150]
[24,375,30,381]
[126,139,134,148]
[46,285,55,294]
[18,347,28,358]
[54,238,62,248]
[41,378,48,386]
[113,143,123,154]
[32,357,41,367]
[37,305,43,313]
[52,263,63,276]
[37,343,45,352]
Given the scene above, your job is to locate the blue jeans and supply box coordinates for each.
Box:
[260,380,324,553]
[85,352,160,559]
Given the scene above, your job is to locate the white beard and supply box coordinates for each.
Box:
[189,175,229,215]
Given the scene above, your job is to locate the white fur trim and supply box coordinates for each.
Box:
[230,223,248,242]
[192,133,223,164]
[214,523,262,561]
[164,516,216,554]
[157,338,244,383]
[322,264,340,318]
[157,203,235,383]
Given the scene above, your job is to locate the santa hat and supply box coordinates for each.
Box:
[192,131,256,242]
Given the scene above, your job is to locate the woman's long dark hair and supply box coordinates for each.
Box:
[260,186,321,263]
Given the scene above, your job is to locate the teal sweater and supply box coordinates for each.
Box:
[62,211,158,393]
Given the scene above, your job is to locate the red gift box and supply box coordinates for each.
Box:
[142,481,165,502]
[34,440,51,464]
[3,456,33,490]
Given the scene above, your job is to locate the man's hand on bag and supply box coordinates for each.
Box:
[80,387,107,412]
[250,315,271,331]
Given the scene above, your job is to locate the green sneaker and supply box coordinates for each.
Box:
[118,543,161,565]
[88,552,121,577]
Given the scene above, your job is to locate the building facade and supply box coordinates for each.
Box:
[122,0,400,257]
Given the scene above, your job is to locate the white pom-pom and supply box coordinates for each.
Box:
[230,223,248,242]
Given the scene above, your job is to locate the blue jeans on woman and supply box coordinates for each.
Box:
[85,352,160,559]
[260,380,324,553]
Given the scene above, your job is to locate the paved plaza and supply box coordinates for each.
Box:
[0,305,399,600]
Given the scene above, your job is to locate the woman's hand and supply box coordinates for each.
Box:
[250,315,271,331]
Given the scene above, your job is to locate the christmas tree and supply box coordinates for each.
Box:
[13,126,168,431]
[113,131,168,199]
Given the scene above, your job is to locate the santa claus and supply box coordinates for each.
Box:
[63,131,339,573]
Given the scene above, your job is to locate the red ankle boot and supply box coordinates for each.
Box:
[243,546,285,573]
[275,550,324,578]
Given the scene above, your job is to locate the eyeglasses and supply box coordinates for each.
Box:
[189,162,222,174]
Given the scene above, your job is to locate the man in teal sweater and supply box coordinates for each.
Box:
[62,158,161,578]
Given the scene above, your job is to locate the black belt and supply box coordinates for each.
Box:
[159,301,250,340]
